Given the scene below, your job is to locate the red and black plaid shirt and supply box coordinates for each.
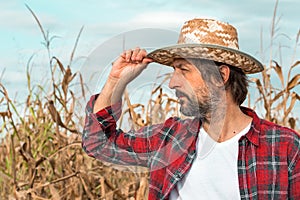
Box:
[82,94,300,200]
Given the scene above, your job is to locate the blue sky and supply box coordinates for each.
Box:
[0,0,299,120]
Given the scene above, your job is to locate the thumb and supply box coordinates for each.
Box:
[142,57,153,64]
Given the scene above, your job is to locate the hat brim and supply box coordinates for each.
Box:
[147,44,264,74]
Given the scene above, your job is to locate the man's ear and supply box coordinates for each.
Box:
[219,65,230,84]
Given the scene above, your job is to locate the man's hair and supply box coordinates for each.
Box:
[188,59,249,105]
[224,65,248,105]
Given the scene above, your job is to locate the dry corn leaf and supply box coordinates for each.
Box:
[284,92,299,117]
[52,56,66,73]
[49,184,60,200]
[253,78,268,106]
[287,74,300,90]
[272,60,284,87]
[291,60,300,69]
[62,67,72,96]
[47,100,78,133]
[0,111,10,118]
[79,73,86,100]
[288,117,296,129]
[136,177,148,200]
[272,90,284,102]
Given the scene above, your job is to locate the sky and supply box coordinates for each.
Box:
[0,0,299,121]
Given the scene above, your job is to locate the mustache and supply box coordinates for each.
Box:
[176,91,188,98]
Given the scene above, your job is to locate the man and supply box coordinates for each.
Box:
[82,18,300,199]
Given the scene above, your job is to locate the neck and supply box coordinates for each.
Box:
[202,102,252,143]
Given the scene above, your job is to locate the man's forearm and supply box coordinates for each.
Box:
[93,77,126,113]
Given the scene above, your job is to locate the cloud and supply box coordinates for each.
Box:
[1,6,52,30]
[84,10,204,43]
[128,11,197,28]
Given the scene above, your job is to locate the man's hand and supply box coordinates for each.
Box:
[109,47,153,84]
[93,47,152,113]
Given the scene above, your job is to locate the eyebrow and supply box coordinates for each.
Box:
[172,62,192,70]
[172,62,186,68]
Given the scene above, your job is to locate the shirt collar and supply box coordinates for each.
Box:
[188,118,202,134]
[240,106,261,146]
[185,107,261,146]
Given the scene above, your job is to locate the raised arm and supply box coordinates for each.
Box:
[82,48,154,166]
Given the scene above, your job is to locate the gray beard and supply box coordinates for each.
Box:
[180,90,223,122]
[180,98,210,118]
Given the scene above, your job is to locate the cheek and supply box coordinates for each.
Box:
[194,85,211,100]
[188,75,208,92]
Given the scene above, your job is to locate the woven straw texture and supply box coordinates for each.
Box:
[148,18,264,74]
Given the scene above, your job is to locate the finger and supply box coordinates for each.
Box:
[131,47,141,61]
[125,49,133,62]
[135,48,148,61]
[120,51,126,59]
[142,57,153,64]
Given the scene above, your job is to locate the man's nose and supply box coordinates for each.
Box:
[168,72,181,89]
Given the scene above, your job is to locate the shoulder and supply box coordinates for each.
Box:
[259,118,300,143]
[241,106,299,139]
[260,118,298,135]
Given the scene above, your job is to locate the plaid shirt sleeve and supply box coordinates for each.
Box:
[81,94,173,167]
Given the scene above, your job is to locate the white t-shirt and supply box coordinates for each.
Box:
[170,123,251,200]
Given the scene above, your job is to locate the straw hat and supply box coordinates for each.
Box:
[147,18,264,74]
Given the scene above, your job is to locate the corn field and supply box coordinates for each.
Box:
[0,4,299,200]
